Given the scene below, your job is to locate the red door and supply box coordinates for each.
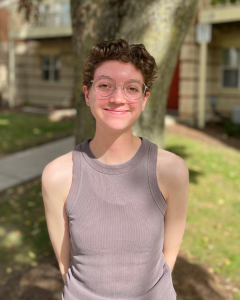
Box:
[167,58,180,110]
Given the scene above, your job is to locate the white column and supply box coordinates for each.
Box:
[198,42,207,128]
[8,39,15,108]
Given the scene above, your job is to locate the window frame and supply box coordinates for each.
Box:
[41,55,61,82]
[221,47,240,89]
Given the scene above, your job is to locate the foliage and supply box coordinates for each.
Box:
[223,119,240,138]
[23,99,34,107]
[211,0,238,5]
[18,0,42,21]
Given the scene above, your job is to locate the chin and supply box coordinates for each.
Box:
[101,120,132,132]
[107,124,130,132]
[94,111,140,132]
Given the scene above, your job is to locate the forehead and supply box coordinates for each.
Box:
[94,60,144,82]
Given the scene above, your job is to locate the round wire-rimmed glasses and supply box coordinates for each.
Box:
[90,75,148,100]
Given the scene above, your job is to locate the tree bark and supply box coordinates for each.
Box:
[70,0,199,147]
[117,0,199,147]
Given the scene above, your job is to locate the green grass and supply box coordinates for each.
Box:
[165,132,240,296]
[0,112,74,156]
[0,178,53,285]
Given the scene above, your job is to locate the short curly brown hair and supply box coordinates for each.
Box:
[83,39,158,94]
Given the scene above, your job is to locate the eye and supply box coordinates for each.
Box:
[97,82,114,89]
[126,86,139,92]
[99,83,110,88]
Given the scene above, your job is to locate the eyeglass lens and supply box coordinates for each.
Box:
[93,76,145,100]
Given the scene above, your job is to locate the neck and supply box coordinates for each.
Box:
[89,125,141,165]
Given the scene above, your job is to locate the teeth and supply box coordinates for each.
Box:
[105,109,128,112]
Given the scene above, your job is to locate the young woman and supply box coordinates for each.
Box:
[42,39,188,300]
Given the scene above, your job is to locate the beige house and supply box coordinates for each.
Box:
[1,0,240,128]
[178,0,240,127]
[2,0,74,109]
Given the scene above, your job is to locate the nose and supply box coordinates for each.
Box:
[109,85,127,104]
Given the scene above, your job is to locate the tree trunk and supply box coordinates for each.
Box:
[70,0,127,144]
[71,0,199,147]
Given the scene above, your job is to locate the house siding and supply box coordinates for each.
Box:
[14,38,74,108]
[178,19,240,125]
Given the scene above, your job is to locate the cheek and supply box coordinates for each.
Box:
[90,104,97,116]
[89,100,104,120]
[129,102,143,112]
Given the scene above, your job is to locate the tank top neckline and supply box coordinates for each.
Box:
[80,137,150,175]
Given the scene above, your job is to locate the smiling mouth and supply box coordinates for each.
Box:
[104,109,130,114]
[104,109,129,112]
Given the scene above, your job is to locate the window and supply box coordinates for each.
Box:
[38,2,71,27]
[61,2,71,26]
[222,48,239,88]
[42,56,61,81]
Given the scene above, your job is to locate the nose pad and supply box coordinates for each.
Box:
[110,84,126,103]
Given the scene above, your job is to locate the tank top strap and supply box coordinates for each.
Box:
[147,141,167,216]
[65,143,82,216]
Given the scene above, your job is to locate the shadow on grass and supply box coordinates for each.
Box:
[173,255,232,300]
[0,253,232,300]
[0,254,63,300]
[165,145,203,184]
[0,176,53,285]
[188,169,203,184]
[165,145,190,160]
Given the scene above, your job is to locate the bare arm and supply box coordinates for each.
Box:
[41,152,73,282]
[157,150,189,272]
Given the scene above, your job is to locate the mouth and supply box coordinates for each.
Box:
[104,108,130,115]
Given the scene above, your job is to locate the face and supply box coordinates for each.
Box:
[83,60,150,132]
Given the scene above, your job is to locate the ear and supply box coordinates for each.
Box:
[142,91,150,111]
[83,85,90,106]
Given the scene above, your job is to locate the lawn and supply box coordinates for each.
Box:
[0,111,75,156]
[165,132,240,299]
[0,178,52,285]
[0,130,239,298]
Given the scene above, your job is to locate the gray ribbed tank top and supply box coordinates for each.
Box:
[62,137,177,300]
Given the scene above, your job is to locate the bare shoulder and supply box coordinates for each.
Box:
[157,148,189,178]
[156,148,189,202]
[41,151,73,205]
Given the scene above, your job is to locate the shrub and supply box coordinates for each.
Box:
[223,119,240,137]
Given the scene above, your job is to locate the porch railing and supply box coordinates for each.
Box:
[8,1,71,36]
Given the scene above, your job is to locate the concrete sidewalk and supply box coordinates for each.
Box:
[0,136,75,193]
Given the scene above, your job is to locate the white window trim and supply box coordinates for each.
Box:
[221,47,240,89]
